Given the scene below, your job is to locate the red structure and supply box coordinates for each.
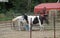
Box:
[34,3,60,38]
[34,3,60,14]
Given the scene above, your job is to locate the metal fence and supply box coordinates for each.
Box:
[0,10,60,38]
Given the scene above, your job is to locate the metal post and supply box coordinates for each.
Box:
[53,13,56,38]
[30,18,32,38]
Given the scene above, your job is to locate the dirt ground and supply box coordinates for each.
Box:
[0,21,60,38]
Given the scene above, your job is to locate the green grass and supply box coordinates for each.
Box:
[0,17,13,21]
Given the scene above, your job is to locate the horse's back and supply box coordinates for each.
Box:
[28,16,39,21]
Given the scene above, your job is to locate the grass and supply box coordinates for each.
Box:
[0,17,13,21]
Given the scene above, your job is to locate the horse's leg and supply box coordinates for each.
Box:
[39,19,44,31]
[40,24,44,31]
[17,19,21,31]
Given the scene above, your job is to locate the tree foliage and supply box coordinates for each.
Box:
[0,0,57,14]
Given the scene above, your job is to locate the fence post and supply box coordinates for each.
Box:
[53,12,56,38]
[30,18,32,38]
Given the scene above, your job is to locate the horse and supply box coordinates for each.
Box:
[12,15,44,31]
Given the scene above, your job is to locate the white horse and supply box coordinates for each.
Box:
[12,15,44,31]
